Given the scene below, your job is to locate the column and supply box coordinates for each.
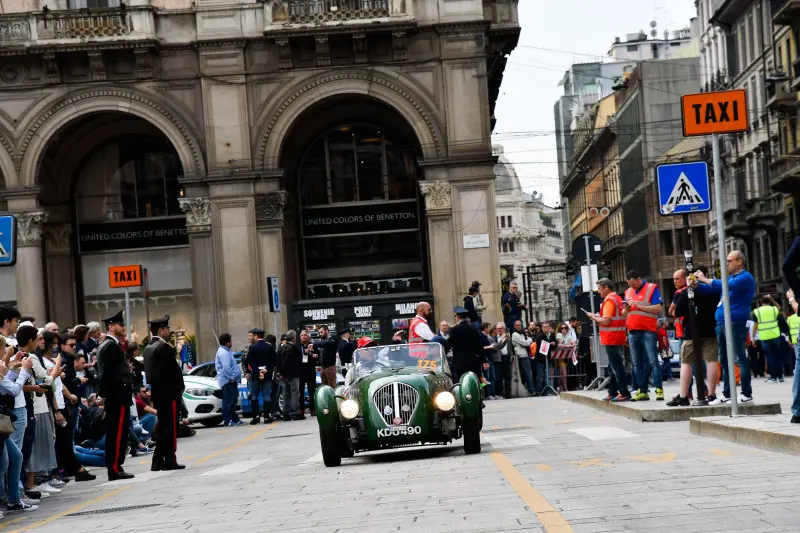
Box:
[255,191,288,339]
[420,181,457,324]
[179,197,218,363]
[15,210,48,322]
[43,223,77,327]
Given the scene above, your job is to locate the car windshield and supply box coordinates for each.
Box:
[352,343,445,379]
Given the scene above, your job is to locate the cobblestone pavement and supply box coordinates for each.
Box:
[4,395,799,533]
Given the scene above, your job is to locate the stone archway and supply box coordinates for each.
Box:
[0,129,18,188]
[257,69,445,169]
[16,87,206,188]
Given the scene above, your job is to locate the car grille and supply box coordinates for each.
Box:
[373,382,419,426]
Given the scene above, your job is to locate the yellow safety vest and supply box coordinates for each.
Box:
[788,314,800,345]
[754,305,780,341]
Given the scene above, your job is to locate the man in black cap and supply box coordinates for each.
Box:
[95,310,135,481]
[447,306,486,383]
[245,328,276,424]
[338,327,357,368]
[143,315,185,471]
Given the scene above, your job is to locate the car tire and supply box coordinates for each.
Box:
[320,429,342,467]
[462,416,481,455]
[199,416,223,428]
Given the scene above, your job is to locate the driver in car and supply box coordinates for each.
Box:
[346,337,382,386]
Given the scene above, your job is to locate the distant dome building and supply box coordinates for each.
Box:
[493,145,568,323]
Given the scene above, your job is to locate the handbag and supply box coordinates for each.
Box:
[0,405,16,437]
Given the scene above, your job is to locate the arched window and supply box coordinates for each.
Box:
[299,124,418,206]
[297,123,425,299]
[75,135,182,224]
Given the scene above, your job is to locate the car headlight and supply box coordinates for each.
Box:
[185,388,215,397]
[435,391,456,411]
[340,399,359,419]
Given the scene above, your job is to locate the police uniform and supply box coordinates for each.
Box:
[447,307,485,383]
[142,315,186,471]
[95,310,134,480]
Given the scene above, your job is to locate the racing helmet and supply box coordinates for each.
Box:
[357,336,378,349]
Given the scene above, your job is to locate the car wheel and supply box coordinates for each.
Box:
[199,416,223,428]
[320,429,342,467]
[462,416,481,455]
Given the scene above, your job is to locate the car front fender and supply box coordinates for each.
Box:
[457,372,481,420]
[315,385,340,432]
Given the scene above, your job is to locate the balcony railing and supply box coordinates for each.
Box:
[766,81,796,112]
[772,0,800,24]
[266,0,413,27]
[0,8,154,45]
[745,196,784,224]
[770,152,800,192]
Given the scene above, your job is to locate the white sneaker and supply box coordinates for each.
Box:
[47,479,66,488]
[35,483,60,494]
[21,497,39,506]
[739,395,753,403]
[709,396,730,406]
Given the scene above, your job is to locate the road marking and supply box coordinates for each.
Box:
[708,448,733,456]
[569,458,610,468]
[569,426,639,441]
[483,433,542,449]
[300,453,323,466]
[5,486,130,533]
[0,518,25,531]
[625,452,677,463]
[201,459,270,476]
[491,425,502,430]
[490,452,575,533]
[194,422,279,465]
[553,419,573,425]
[101,470,173,486]
[534,464,552,471]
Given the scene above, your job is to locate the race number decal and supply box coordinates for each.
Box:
[417,360,438,370]
[377,426,422,437]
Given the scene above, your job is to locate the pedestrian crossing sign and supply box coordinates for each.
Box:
[0,215,16,267]
[656,161,711,216]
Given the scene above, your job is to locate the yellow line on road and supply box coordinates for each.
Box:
[194,422,279,464]
[490,452,575,533]
[5,486,130,533]
[534,464,552,471]
[0,517,25,530]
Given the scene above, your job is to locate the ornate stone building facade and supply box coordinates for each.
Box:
[494,145,567,323]
[0,0,519,359]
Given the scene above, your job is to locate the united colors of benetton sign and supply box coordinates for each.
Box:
[681,89,748,137]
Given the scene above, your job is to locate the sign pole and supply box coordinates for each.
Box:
[583,235,599,365]
[143,268,150,329]
[124,287,131,340]
[712,133,738,416]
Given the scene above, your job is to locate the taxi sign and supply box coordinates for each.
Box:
[108,265,143,289]
[681,89,748,137]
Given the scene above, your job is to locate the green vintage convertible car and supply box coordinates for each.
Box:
[314,342,483,467]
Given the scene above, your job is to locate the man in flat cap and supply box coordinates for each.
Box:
[447,306,486,383]
[244,328,276,425]
[143,315,185,471]
[95,310,135,480]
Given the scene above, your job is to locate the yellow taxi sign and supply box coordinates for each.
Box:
[681,89,748,137]
[108,265,143,289]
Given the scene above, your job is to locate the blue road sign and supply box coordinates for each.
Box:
[268,276,280,313]
[656,161,711,216]
[0,216,16,267]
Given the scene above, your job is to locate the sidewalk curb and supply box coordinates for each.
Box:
[560,391,782,422]
[689,417,800,455]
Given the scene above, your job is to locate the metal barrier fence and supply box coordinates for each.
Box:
[492,346,593,399]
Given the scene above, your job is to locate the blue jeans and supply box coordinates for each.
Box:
[0,438,22,504]
[716,322,752,398]
[605,345,629,397]
[9,406,27,451]
[792,343,800,417]
[74,446,105,468]
[761,338,783,380]
[533,360,546,393]
[248,378,271,416]
[628,330,660,393]
[517,357,534,395]
[221,382,240,425]
[139,414,157,436]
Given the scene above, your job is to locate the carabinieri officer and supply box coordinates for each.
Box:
[143,315,186,471]
[96,310,135,481]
